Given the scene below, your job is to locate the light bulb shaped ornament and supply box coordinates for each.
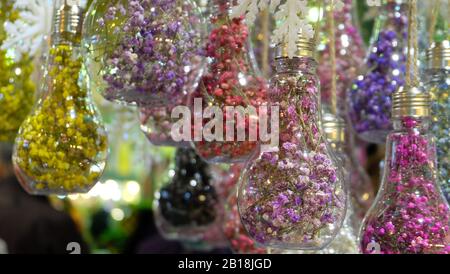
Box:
[82,0,205,107]
[360,86,450,254]
[238,35,347,250]
[191,0,268,164]
[13,1,108,195]
[425,40,450,203]
[348,0,409,144]
[0,0,36,143]
[318,0,365,115]
[154,148,219,241]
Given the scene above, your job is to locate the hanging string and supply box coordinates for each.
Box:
[428,0,440,45]
[314,0,324,48]
[405,0,419,87]
[328,0,337,115]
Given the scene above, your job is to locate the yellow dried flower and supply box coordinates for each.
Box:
[0,0,35,142]
[14,44,108,195]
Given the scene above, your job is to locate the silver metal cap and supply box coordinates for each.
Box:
[53,0,84,40]
[427,40,450,70]
[392,85,431,118]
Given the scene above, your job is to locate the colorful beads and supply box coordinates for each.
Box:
[360,117,450,254]
[13,44,108,194]
[0,0,35,142]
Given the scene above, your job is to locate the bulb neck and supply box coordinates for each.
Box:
[427,40,450,70]
[274,56,317,74]
[392,116,431,132]
[275,35,316,59]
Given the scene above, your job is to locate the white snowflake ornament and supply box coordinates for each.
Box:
[232,0,346,58]
[1,0,88,60]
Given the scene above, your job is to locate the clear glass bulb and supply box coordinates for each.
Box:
[200,164,240,249]
[360,112,450,254]
[154,148,219,241]
[12,1,108,195]
[348,0,409,144]
[425,40,450,203]
[238,55,347,250]
[192,0,268,164]
[0,1,36,143]
[82,0,205,107]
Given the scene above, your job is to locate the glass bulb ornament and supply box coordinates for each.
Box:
[191,0,268,164]
[237,35,347,250]
[12,1,108,195]
[318,0,365,115]
[348,0,409,144]
[97,100,153,185]
[82,0,205,107]
[423,1,449,45]
[0,0,36,143]
[154,148,219,241]
[360,86,450,254]
[287,114,359,254]
[425,40,450,203]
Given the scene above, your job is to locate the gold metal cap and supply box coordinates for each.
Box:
[53,0,84,41]
[427,40,450,70]
[275,32,315,59]
[392,86,431,118]
[322,113,346,145]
